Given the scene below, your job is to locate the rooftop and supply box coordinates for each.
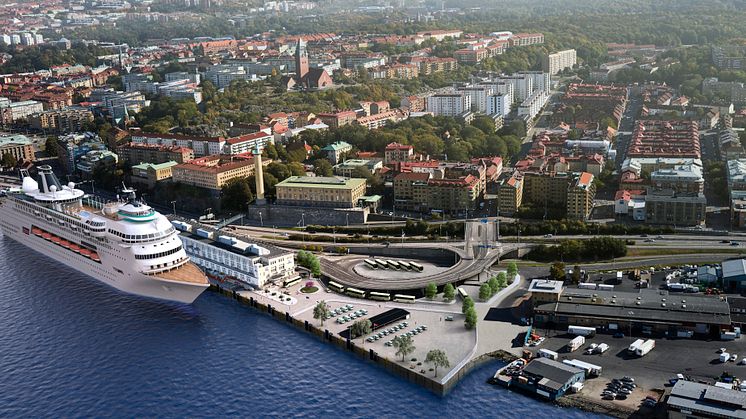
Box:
[669,380,746,418]
[132,161,178,171]
[0,134,33,146]
[536,288,731,325]
[528,279,563,295]
[522,358,583,391]
[276,176,366,190]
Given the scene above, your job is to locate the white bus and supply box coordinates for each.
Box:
[346,287,366,298]
[398,261,412,270]
[386,260,400,270]
[376,260,389,269]
[410,262,424,272]
[368,291,391,301]
[364,259,378,269]
[282,276,301,288]
[328,280,346,293]
[457,287,468,300]
[393,294,416,303]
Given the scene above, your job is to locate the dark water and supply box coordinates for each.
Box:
[0,238,600,418]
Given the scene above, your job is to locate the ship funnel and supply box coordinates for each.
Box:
[36,165,63,194]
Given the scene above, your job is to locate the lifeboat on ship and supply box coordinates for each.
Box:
[59,240,70,249]
[32,227,42,236]
[90,252,101,262]
[80,248,92,258]
[69,244,81,253]
[51,236,61,244]
[42,232,52,240]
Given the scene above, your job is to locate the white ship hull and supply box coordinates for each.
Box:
[0,203,208,304]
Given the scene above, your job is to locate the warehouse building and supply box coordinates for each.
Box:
[533,288,732,337]
[513,358,585,401]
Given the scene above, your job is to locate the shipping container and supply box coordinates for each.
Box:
[568,325,596,337]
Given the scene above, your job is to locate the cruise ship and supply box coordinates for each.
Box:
[0,165,209,303]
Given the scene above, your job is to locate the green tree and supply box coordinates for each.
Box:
[393,335,415,362]
[572,265,581,285]
[506,262,518,279]
[465,306,478,330]
[462,296,474,314]
[424,282,437,299]
[488,276,501,295]
[479,283,491,301]
[313,159,333,177]
[496,272,508,288]
[220,178,254,211]
[442,283,455,302]
[425,349,450,377]
[1,153,18,169]
[550,262,566,281]
[313,300,330,326]
[350,319,372,339]
[44,136,59,157]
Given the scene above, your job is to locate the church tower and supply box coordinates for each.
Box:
[295,37,309,84]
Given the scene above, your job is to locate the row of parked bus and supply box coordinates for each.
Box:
[364,258,424,272]
[327,280,416,303]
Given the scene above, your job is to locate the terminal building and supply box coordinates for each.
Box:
[172,220,296,289]
[275,176,367,208]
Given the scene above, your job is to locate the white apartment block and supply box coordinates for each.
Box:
[498,75,534,103]
[458,86,493,113]
[427,93,471,117]
[518,89,549,119]
[518,71,551,93]
[542,49,577,75]
[487,93,511,117]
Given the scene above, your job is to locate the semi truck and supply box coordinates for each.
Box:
[628,339,645,353]
[635,339,656,357]
[568,336,585,352]
[538,348,559,360]
[568,325,596,337]
[563,359,602,377]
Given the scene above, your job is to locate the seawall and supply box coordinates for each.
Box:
[210,284,495,396]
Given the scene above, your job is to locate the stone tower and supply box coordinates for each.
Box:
[253,145,265,205]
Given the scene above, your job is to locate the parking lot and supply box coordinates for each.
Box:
[571,263,723,295]
[535,332,746,394]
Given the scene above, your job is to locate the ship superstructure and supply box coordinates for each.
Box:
[0,165,208,303]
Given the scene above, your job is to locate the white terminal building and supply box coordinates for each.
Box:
[172,220,297,288]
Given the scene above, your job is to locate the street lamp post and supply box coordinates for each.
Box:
[171,200,176,216]
[259,211,263,227]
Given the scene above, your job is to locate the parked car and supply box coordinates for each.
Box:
[613,332,625,338]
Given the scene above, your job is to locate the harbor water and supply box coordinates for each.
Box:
[0,238,600,418]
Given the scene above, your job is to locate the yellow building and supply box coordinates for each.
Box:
[566,172,596,221]
[131,161,178,188]
[275,176,367,208]
[172,155,254,191]
[498,173,523,215]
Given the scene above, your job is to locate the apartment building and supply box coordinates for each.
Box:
[645,189,706,226]
[223,131,274,155]
[458,85,493,113]
[117,142,195,165]
[0,134,35,162]
[322,141,353,164]
[171,155,255,191]
[508,33,544,47]
[385,142,414,164]
[28,108,94,134]
[131,132,225,157]
[427,93,471,117]
[0,100,44,124]
[518,89,550,119]
[650,164,704,193]
[333,159,383,178]
[542,49,577,75]
[317,111,357,128]
[498,172,523,215]
[566,172,596,221]
[487,93,511,117]
[275,176,367,208]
